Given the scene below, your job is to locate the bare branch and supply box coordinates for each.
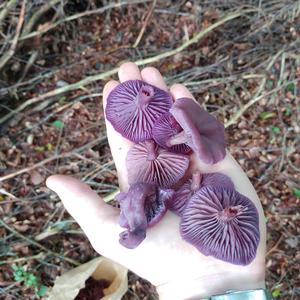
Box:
[0,0,26,71]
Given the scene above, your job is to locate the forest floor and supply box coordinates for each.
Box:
[0,1,299,299]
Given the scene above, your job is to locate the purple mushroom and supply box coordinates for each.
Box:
[180,186,260,265]
[126,140,190,188]
[105,80,173,142]
[168,98,226,165]
[116,183,174,249]
[201,172,234,189]
[168,171,202,216]
[169,172,234,216]
[152,112,191,154]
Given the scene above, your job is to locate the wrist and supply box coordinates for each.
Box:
[156,270,265,300]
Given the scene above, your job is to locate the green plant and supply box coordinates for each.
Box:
[270,126,280,134]
[293,188,300,199]
[271,286,281,298]
[52,119,64,129]
[12,265,47,298]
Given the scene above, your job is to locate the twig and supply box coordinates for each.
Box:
[0,253,45,266]
[278,128,293,172]
[21,0,61,36]
[0,0,26,71]
[17,0,151,42]
[0,153,71,182]
[35,227,63,241]
[0,9,253,125]
[0,188,18,199]
[0,0,18,25]
[17,50,38,83]
[82,161,114,181]
[34,187,119,241]
[224,50,283,128]
[266,234,284,256]
[0,69,117,125]
[103,189,119,203]
[184,74,265,87]
[35,188,119,241]
[35,227,86,241]
[225,80,295,128]
[0,136,107,182]
[133,0,157,48]
[0,68,58,97]
[0,219,79,266]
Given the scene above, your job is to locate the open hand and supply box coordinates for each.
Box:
[47,62,266,300]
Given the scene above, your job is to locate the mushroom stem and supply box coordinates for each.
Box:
[167,130,189,147]
[145,140,158,161]
[138,86,154,107]
[218,205,248,222]
[191,171,202,192]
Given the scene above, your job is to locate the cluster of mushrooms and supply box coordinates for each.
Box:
[106,80,260,266]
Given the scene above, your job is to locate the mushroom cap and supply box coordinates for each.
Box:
[105,80,173,142]
[152,112,191,154]
[169,172,234,216]
[201,173,234,189]
[126,140,189,188]
[170,97,226,164]
[117,183,174,249]
[145,187,174,227]
[117,183,151,249]
[168,180,194,216]
[180,186,260,265]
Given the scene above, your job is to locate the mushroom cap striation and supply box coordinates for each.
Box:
[152,112,191,154]
[105,80,173,142]
[169,172,234,216]
[168,171,201,216]
[180,186,260,265]
[169,98,226,165]
[126,140,189,188]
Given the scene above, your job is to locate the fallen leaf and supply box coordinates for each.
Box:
[30,170,44,185]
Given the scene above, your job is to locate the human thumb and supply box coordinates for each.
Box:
[46,175,121,254]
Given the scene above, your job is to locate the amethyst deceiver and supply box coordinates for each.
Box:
[201,172,234,189]
[169,172,234,216]
[180,186,260,265]
[105,80,173,142]
[168,171,201,216]
[169,98,226,165]
[152,112,191,154]
[116,183,174,249]
[126,140,189,188]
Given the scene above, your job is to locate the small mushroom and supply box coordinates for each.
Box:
[116,183,174,249]
[168,171,202,216]
[126,140,189,188]
[152,112,191,154]
[105,80,173,142]
[169,172,234,216]
[180,186,260,265]
[169,98,226,164]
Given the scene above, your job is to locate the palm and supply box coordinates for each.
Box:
[47,62,266,299]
